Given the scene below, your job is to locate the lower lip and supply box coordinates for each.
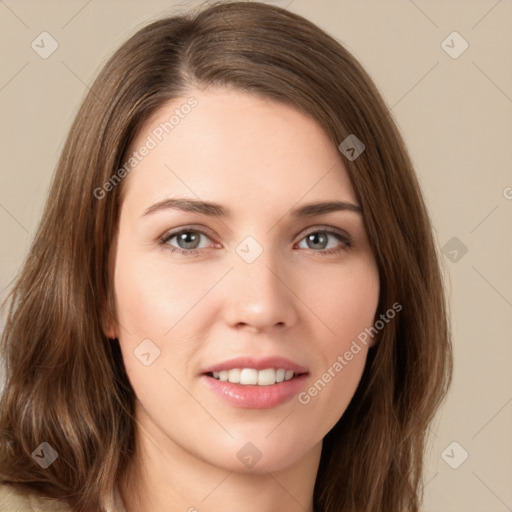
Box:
[202,374,308,409]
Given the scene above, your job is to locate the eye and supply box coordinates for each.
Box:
[296,228,353,256]
[160,228,214,255]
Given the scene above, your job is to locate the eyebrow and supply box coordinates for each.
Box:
[142,197,362,218]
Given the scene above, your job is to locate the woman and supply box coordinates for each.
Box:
[0,1,452,511]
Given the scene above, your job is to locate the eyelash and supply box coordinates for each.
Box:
[159,226,353,257]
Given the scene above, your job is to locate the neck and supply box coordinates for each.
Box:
[118,404,321,512]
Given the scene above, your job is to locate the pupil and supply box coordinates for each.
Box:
[308,233,326,249]
[179,232,199,249]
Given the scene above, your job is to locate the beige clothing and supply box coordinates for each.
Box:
[0,483,127,512]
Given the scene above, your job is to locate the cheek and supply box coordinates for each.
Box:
[112,241,219,389]
[112,250,195,407]
[294,258,379,429]
[113,243,210,338]
[307,255,380,347]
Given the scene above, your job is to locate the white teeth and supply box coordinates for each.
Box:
[257,368,275,386]
[227,368,241,383]
[210,368,296,385]
[240,368,258,385]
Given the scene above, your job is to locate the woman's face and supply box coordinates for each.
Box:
[109,87,380,473]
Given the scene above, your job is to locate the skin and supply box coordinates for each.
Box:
[106,86,380,512]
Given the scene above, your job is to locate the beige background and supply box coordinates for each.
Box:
[1,0,511,510]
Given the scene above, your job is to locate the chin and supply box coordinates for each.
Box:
[201,433,319,475]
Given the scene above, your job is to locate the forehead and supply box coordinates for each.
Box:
[121,87,357,212]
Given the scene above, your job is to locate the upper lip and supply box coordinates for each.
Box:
[201,356,309,374]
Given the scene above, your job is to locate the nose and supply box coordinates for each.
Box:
[221,247,299,333]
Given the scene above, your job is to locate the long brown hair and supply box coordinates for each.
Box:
[0,2,452,511]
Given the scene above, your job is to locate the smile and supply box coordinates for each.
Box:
[208,368,296,386]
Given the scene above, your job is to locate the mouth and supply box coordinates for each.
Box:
[200,356,309,409]
[205,368,305,386]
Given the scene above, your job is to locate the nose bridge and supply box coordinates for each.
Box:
[221,235,298,330]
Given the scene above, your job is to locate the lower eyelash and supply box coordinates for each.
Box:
[167,247,201,256]
[161,229,353,256]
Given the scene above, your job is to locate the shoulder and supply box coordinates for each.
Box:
[0,483,71,511]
